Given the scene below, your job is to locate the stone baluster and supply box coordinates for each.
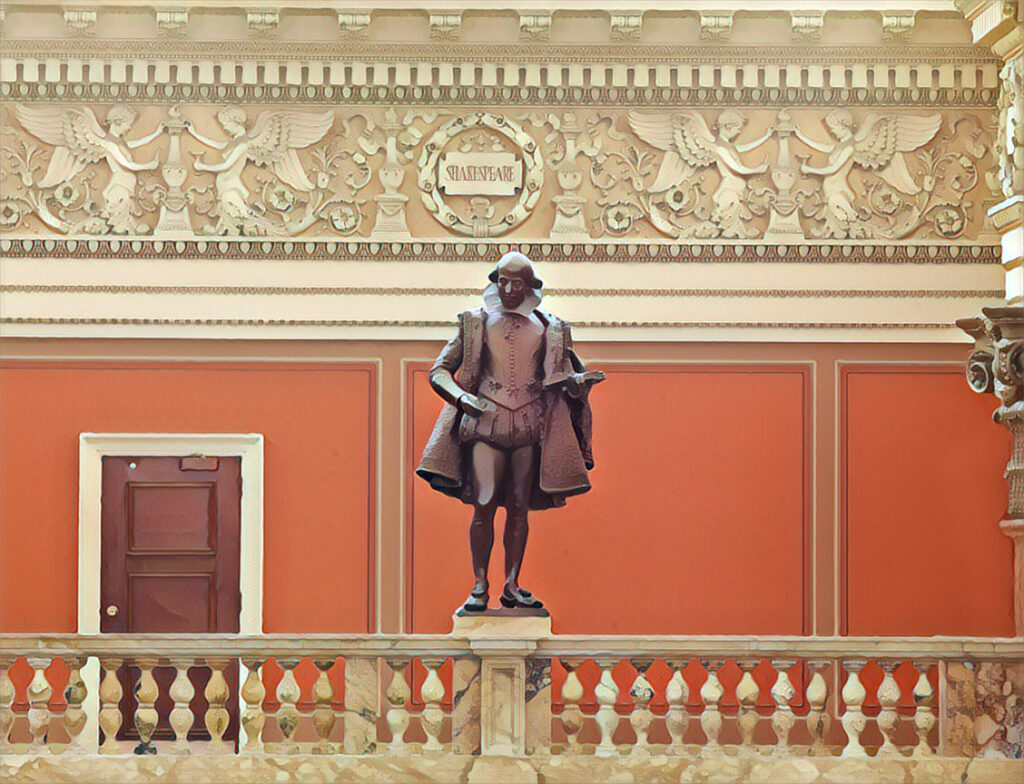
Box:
[840,659,868,757]
[384,658,411,754]
[98,658,123,753]
[275,658,302,754]
[912,662,936,757]
[133,658,160,754]
[769,659,796,755]
[62,657,89,754]
[806,659,831,756]
[876,659,901,755]
[699,658,725,754]
[594,657,620,757]
[559,658,585,752]
[420,657,446,752]
[664,663,689,753]
[240,658,267,754]
[167,659,195,753]
[0,656,15,753]
[736,658,760,751]
[26,658,53,752]
[312,659,337,754]
[628,658,655,755]
[203,658,232,753]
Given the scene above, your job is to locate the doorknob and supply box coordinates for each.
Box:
[105,605,119,617]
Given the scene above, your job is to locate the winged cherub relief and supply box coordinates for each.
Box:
[184,107,334,235]
[793,109,942,238]
[627,110,772,237]
[13,105,163,234]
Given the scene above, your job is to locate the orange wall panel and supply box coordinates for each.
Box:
[842,367,1013,636]
[0,362,375,633]
[408,364,811,634]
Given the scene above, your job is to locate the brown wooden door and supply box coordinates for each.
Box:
[100,455,242,747]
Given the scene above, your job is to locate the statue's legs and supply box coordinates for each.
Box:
[466,441,506,609]
[503,444,537,589]
[500,445,543,609]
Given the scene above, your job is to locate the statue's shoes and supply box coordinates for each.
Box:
[462,592,488,612]
[500,585,544,609]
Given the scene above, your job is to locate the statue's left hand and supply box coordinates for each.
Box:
[566,370,605,396]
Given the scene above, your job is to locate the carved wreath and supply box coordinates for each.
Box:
[416,112,543,237]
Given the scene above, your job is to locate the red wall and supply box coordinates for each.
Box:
[409,364,812,634]
[842,366,1013,636]
[0,362,375,633]
[0,355,1014,637]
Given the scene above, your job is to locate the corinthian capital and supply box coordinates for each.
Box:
[957,306,1024,408]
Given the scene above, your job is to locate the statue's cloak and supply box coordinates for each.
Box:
[416,307,595,510]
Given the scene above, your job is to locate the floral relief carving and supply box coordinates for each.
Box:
[0,103,996,241]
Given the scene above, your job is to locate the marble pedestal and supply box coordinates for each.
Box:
[451,607,552,639]
[452,609,550,783]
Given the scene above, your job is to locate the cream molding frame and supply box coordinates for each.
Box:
[77,432,265,636]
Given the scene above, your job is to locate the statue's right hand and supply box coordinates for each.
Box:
[458,393,486,417]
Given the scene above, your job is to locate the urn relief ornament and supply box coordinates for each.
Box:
[417,252,604,615]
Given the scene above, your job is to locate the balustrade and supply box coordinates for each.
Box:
[0,634,1018,772]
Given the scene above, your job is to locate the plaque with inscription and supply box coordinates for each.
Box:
[438,152,523,196]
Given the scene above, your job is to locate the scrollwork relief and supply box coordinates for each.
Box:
[0,103,996,241]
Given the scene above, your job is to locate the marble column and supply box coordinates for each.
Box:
[958,308,1024,635]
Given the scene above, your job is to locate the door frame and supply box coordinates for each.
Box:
[77,433,264,751]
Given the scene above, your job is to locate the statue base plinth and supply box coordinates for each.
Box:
[451,607,552,638]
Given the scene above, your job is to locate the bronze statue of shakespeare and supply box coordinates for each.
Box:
[416,252,605,613]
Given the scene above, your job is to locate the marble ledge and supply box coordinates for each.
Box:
[3,754,1023,784]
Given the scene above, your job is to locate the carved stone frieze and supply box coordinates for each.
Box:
[0,237,1001,266]
[0,104,997,241]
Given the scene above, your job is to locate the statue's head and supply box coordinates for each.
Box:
[824,109,855,141]
[105,106,138,137]
[715,110,746,142]
[488,251,543,312]
[217,106,248,137]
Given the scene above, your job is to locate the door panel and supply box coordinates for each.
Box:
[127,483,217,553]
[100,455,241,746]
[128,574,213,633]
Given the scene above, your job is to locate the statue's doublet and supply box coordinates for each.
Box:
[461,311,546,449]
[416,305,596,510]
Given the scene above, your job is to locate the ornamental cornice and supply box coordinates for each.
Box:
[0,316,956,331]
[0,39,999,63]
[0,84,999,109]
[0,238,1002,265]
[0,284,1004,299]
